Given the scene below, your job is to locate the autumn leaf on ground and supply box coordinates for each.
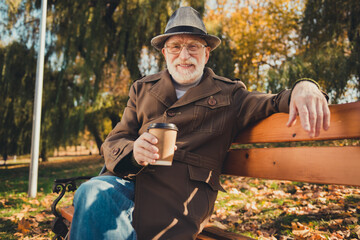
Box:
[354,226,360,238]
[17,217,31,234]
[291,222,311,239]
[34,212,46,222]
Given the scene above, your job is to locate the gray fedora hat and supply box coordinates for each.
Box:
[151,7,221,51]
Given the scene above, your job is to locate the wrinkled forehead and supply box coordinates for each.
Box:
[165,34,207,45]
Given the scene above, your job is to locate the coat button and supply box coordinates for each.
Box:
[167,111,176,117]
[112,148,120,155]
[208,96,217,106]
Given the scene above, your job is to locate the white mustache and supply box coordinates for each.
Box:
[173,58,197,66]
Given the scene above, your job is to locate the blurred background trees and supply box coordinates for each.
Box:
[0,0,359,161]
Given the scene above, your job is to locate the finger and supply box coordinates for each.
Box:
[323,102,330,131]
[138,144,160,159]
[287,105,298,127]
[141,132,158,145]
[297,104,311,133]
[315,101,323,137]
[138,160,149,166]
[134,140,159,160]
[307,102,317,137]
[138,138,159,154]
[134,150,159,164]
[133,133,159,164]
[174,145,178,151]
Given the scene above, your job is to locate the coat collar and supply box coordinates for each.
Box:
[171,68,222,108]
[146,67,226,108]
[146,70,178,107]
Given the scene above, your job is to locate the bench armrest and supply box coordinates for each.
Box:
[51,176,94,217]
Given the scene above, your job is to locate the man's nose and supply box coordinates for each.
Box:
[179,46,191,60]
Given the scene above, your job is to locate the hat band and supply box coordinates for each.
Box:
[165,26,206,35]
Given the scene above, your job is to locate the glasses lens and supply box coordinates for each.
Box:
[167,43,181,54]
[166,43,204,54]
[187,44,200,53]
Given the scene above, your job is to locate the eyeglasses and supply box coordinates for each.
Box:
[164,42,208,55]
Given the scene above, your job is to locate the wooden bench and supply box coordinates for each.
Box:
[51,101,360,240]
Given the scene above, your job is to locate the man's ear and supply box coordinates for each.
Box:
[161,48,166,58]
[204,47,210,64]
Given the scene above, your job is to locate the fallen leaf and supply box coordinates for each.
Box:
[293,228,311,238]
[17,218,31,234]
[229,188,240,194]
[354,225,360,238]
[14,232,24,238]
[343,217,357,225]
[13,212,26,221]
[227,215,240,223]
[292,222,307,230]
[28,199,40,206]
[21,204,31,213]
[34,213,46,222]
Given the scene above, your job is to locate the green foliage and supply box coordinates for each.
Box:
[267,44,350,102]
[301,0,360,101]
[268,0,360,102]
[2,0,359,160]
[2,0,204,159]
[206,36,235,78]
[0,42,36,160]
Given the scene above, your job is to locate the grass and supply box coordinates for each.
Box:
[0,155,103,239]
[212,176,360,239]
[1,156,359,239]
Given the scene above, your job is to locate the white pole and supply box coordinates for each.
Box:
[28,0,47,198]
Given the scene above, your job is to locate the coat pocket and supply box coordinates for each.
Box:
[192,95,230,134]
[186,165,223,222]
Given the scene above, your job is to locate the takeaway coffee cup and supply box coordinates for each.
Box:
[147,123,178,166]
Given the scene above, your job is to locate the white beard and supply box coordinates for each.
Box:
[166,55,206,85]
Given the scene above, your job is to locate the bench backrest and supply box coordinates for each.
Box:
[223,101,360,186]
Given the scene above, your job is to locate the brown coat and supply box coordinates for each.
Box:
[101,68,290,239]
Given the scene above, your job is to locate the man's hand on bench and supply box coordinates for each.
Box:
[287,81,330,138]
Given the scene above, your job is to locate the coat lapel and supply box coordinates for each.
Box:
[171,68,221,109]
[148,70,178,108]
[147,68,222,109]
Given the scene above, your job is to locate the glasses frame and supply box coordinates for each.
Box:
[164,42,208,55]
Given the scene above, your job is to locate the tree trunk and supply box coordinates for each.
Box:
[86,123,103,154]
[41,142,48,162]
[2,154,7,166]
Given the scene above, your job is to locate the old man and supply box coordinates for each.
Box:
[70,6,329,240]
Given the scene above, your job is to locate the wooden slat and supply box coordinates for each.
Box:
[234,101,360,144]
[223,146,360,186]
[60,205,74,223]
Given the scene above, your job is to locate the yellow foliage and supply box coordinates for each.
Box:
[205,0,304,89]
[5,0,22,14]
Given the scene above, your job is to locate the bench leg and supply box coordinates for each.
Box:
[51,216,69,239]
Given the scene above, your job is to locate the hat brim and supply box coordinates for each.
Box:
[151,32,221,51]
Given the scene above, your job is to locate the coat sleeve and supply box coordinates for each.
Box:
[234,84,291,130]
[100,83,142,175]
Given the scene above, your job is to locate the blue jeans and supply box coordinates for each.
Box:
[70,176,136,240]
